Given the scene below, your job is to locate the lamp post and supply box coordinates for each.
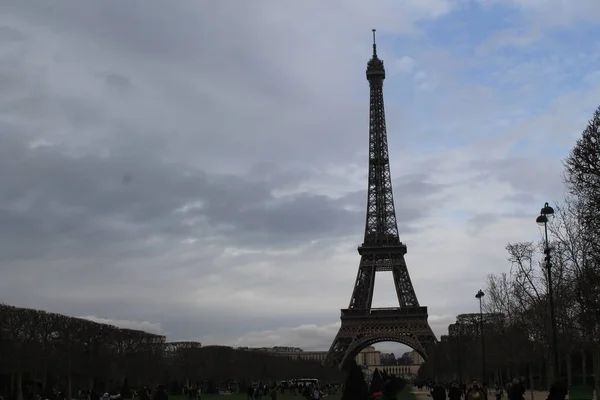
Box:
[536,202,559,382]
[475,289,486,386]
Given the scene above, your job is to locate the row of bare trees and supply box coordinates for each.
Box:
[0,303,340,400]
[0,303,166,400]
[419,106,600,395]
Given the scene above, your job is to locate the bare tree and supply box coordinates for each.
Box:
[563,105,600,397]
[564,105,600,243]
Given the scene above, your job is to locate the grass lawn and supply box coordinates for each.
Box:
[398,386,416,400]
[170,395,341,400]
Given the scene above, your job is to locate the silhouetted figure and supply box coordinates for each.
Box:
[431,384,447,400]
[508,380,524,400]
[382,380,396,400]
[547,381,567,400]
[494,385,503,400]
[467,383,487,400]
[152,386,167,400]
[448,384,462,400]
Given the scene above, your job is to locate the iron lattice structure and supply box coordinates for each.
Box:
[326,31,437,370]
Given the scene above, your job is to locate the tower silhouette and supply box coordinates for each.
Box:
[325,30,437,369]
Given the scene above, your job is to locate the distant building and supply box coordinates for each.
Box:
[368,349,422,377]
[238,346,329,362]
[237,346,303,353]
[237,346,422,377]
[380,364,420,376]
[356,346,381,366]
[380,353,396,365]
[285,351,329,362]
[410,350,424,365]
[273,346,303,352]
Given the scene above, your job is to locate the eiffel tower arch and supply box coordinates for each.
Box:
[328,307,436,369]
[325,30,437,370]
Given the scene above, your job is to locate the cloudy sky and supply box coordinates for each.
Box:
[1,0,599,357]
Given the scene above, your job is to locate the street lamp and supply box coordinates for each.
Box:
[475,289,486,386]
[536,202,559,383]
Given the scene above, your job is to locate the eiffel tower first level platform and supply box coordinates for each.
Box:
[325,30,437,370]
[327,307,436,369]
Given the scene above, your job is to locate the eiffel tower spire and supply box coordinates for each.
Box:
[363,28,399,246]
[372,28,378,57]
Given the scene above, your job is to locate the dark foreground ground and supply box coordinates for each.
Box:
[171,387,415,400]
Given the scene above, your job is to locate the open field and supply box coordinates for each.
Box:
[169,395,340,400]
[400,386,416,400]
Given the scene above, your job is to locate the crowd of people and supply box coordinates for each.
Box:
[0,379,345,400]
[418,378,568,400]
[0,386,170,400]
[245,380,340,400]
[421,379,528,400]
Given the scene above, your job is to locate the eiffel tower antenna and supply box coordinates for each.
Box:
[372,28,377,56]
[325,31,438,370]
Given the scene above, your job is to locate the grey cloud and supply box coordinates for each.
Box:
[502,192,537,204]
[465,211,533,236]
[0,24,27,44]
[101,72,132,92]
[81,315,164,335]
[210,193,360,241]
[511,0,600,29]
[470,156,565,203]
[0,125,438,316]
[0,131,363,264]
[0,1,458,174]
[4,289,337,342]
[3,0,586,350]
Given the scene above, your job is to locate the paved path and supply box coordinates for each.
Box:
[412,390,430,400]
[411,390,552,400]
[411,389,597,400]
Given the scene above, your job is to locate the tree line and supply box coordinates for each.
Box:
[418,106,600,395]
[0,303,341,400]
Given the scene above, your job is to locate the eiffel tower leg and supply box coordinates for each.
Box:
[325,331,353,370]
[392,258,419,307]
[348,256,376,309]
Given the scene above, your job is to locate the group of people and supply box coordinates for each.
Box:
[427,378,529,400]
[427,378,569,400]
[134,385,169,400]
[245,382,327,400]
[77,385,169,400]
[181,385,202,400]
[0,389,123,400]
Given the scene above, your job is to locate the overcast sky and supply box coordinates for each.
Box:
[1,0,599,357]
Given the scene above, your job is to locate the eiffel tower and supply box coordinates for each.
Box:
[325,30,437,370]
